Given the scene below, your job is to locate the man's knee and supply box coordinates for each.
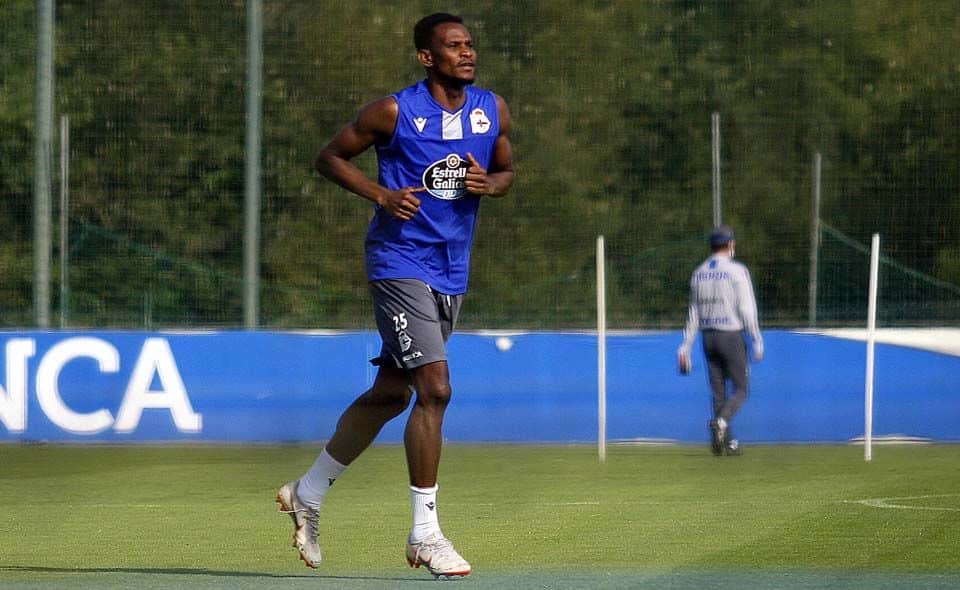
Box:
[418,381,452,407]
[413,362,452,407]
[359,367,414,414]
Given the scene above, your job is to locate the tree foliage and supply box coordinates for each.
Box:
[2,0,958,328]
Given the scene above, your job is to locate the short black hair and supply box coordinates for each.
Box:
[414,13,464,50]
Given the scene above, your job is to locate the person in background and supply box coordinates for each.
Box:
[678,225,763,456]
[275,12,513,579]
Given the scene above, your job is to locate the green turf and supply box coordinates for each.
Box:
[1,443,959,589]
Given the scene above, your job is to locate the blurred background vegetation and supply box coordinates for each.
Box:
[2,0,959,329]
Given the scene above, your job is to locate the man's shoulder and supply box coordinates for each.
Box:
[356,95,400,134]
[469,84,497,97]
[692,255,745,275]
[393,80,427,99]
[715,256,747,271]
[468,85,502,109]
[723,258,753,281]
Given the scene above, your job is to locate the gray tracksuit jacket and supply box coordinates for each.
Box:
[679,253,763,358]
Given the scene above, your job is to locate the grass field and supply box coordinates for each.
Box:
[2,443,959,589]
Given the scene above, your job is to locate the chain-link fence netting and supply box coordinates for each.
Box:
[3,1,959,329]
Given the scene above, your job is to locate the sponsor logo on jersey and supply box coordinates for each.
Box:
[413,116,427,133]
[422,153,469,200]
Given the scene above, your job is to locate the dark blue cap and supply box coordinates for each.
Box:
[710,225,735,247]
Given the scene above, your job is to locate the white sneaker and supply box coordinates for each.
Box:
[276,481,322,568]
[405,532,472,578]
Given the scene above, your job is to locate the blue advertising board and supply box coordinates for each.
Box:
[1,330,958,443]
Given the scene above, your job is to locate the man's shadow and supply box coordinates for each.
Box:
[0,565,426,583]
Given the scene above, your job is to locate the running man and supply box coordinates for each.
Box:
[276,13,513,578]
[678,225,763,456]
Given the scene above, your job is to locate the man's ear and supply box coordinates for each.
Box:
[417,48,433,68]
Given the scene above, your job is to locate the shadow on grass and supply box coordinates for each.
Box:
[6,565,960,590]
[0,566,424,584]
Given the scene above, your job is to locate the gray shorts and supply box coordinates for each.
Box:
[369,279,463,371]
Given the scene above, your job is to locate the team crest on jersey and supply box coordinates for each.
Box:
[422,153,469,200]
[470,108,491,134]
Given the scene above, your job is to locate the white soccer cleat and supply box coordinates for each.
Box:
[405,532,472,578]
[726,438,742,456]
[276,481,322,568]
[716,417,728,443]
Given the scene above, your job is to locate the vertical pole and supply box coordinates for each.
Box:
[59,114,70,328]
[244,0,263,328]
[596,235,607,463]
[711,112,722,227]
[144,290,153,330]
[864,233,880,462]
[808,152,821,326]
[34,0,55,328]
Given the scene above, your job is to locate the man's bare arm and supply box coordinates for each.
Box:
[315,97,424,220]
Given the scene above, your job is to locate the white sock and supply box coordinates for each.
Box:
[409,484,441,543]
[297,448,347,509]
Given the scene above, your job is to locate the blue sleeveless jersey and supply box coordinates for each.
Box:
[366,80,500,294]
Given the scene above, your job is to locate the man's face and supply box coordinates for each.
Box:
[421,23,476,84]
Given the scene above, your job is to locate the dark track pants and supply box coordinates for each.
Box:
[701,329,749,427]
